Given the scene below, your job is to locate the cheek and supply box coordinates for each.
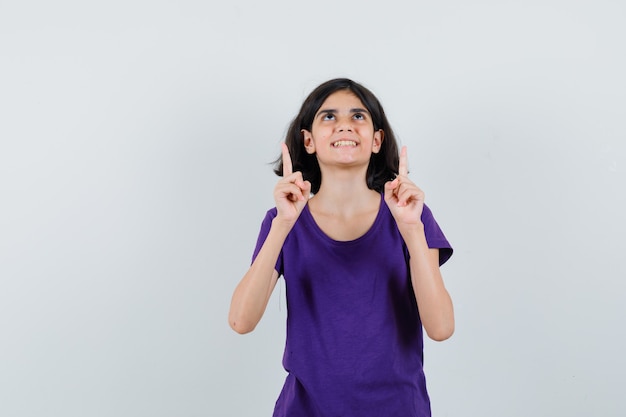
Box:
[356,126,375,138]
[312,128,332,141]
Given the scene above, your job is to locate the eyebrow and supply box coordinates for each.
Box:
[316,108,370,117]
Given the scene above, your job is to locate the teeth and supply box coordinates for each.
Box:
[333,140,357,147]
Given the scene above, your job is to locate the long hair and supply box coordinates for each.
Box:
[274,78,399,193]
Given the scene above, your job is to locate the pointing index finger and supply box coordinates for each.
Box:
[282,143,293,176]
[399,146,408,177]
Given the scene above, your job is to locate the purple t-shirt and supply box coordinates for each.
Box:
[252,194,452,417]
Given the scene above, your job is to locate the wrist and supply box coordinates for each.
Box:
[398,221,427,250]
[397,221,425,236]
[271,216,296,234]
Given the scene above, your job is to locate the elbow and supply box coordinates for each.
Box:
[228,300,259,334]
[425,323,455,342]
[228,315,257,335]
[230,321,255,335]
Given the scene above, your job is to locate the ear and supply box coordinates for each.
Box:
[372,129,384,154]
[302,129,316,154]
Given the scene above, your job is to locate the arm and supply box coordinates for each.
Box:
[384,146,454,341]
[401,228,454,341]
[228,220,288,334]
[228,144,311,334]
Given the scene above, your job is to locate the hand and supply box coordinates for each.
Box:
[274,143,311,225]
[384,146,425,226]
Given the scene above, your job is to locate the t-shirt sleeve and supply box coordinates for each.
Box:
[251,208,284,275]
[420,204,453,266]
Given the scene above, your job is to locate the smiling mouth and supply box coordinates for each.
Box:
[332,140,357,147]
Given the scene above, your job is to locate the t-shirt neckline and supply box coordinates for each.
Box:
[302,193,386,246]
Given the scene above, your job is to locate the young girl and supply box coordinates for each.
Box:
[229,78,454,417]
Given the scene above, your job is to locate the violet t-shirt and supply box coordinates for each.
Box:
[252,195,452,417]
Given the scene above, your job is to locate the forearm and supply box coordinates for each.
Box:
[401,223,454,341]
[228,219,291,334]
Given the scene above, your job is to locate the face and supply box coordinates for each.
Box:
[302,90,383,167]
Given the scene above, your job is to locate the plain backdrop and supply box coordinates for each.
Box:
[1,1,624,416]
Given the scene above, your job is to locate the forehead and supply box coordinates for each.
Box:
[318,90,366,110]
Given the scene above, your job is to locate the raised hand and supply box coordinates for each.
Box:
[384,146,425,226]
[274,143,311,225]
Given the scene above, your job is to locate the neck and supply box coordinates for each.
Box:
[312,166,379,213]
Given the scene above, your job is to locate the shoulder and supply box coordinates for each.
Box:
[265,207,278,219]
[421,203,435,222]
[421,204,453,265]
[258,206,310,235]
[254,208,278,239]
[259,207,278,224]
[420,203,442,230]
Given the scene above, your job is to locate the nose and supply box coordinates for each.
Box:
[335,116,353,132]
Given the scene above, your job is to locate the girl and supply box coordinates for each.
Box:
[229,78,454,417]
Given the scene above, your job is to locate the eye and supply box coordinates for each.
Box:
[322,113,335,121]
[352,113,365,120]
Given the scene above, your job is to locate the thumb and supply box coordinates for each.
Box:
[384,178,398,200]
[303,180,312,198]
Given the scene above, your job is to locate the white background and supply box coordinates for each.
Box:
[1,1,624,416]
